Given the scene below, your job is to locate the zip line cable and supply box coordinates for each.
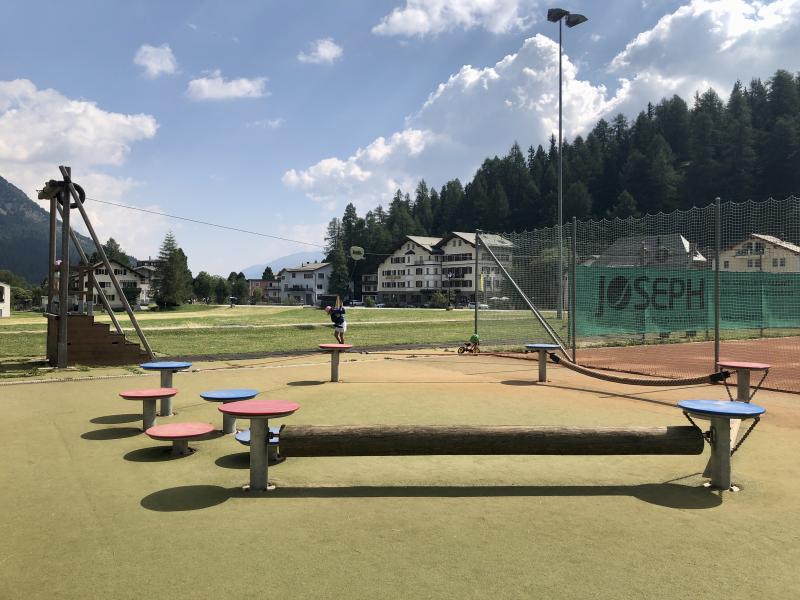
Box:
[85,196,326,249]
[83,196,395,257]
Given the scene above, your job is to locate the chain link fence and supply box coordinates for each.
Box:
[477,196,800,393]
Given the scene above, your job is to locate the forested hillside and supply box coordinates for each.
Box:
[326,69,800,274]
[0,175,94,284]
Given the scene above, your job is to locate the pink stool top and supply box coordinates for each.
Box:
[120,387,178,400]
[218,399,300,418]
[717,361,771,371]
[319,344,353,350]
[146,422,214,440]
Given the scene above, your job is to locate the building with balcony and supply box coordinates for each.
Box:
[247,279,282,303]
[719,233,800,272]
[376,232,512,306]
[277,261,332,305]
[361,273,378,301]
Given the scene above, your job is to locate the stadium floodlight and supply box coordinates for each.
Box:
[547,7,588,319]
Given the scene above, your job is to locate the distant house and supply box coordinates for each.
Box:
[719,233,800,272]
[0,282,10,317]
[247,279,281,303]
[277,262,332,305]
[586,234,707,269]
[87,259,152,309]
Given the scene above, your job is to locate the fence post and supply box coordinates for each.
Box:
[714,197,721,371]
[474,230,480,336]
[571,217,577,362]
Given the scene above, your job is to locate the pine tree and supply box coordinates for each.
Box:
[720,81,757,201]
[262,266,275,280]
[328,240,350,298]
[412,180,434,233]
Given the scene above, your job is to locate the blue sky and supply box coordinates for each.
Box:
[1,0,798,275]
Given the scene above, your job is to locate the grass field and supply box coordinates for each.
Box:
[0,305,566,361]
[1,353,798,598]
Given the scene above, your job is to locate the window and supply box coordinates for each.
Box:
[416,281,423,288]
[107,295,115,301]
[318,273,324,279]
[416,268,423,275]
[755,259,761,268]
[723,260,729,269]
[780,258,786,267]
[292,273,296,278]
[426,268,430,275]
[773,258,778,267]
[304,274,313,279]
[317,285,323,289]
[747,259,753,267]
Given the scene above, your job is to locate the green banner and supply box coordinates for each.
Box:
[575,267,800,336]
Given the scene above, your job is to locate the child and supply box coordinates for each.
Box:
[325,304,347,344]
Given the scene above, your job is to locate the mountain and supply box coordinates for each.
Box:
[241,250,326,279]
[0,175,95,284]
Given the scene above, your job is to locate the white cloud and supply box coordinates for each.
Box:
[0,79,157,168]
[186,70,268,101]
[247,118,284,129]
[286,0,800,214]
[297,38,344,64]
[372,0,536,36]
[283,35,611,210]
[0,79,164,256]
[609,0,800,114]
[133,43,178,78]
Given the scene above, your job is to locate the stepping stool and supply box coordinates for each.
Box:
[200,388,259,434]
[235,427,282,463]
[525,343,561,382]
[119,388,178,431]
[145,422,215,456]
[318,344,353,382]
[678,399,766,491]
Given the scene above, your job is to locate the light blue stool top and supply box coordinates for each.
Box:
[234,427,281,446]
[678,400,766,419]
[140,361,192,371]
[525,343,561,350]
[201,388,259,401]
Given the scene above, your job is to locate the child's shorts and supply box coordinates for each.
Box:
[335,323,347,333]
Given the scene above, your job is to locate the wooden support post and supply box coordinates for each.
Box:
[278,425,705,457]
[331,350,340,382]
[57,185,70,368]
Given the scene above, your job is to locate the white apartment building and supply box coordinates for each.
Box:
[375,232,512,306]
[719,233,800,272]
[0,282,10,317]
[277,262,332,305]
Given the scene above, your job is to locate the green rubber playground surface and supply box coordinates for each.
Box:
[1,352,798,599]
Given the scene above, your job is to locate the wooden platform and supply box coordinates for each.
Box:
[46,314,150,366]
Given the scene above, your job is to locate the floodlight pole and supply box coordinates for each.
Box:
[557,16,564,320]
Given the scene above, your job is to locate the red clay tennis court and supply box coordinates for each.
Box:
[579,336,800,394]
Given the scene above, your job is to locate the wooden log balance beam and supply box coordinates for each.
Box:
[277,425,704,457]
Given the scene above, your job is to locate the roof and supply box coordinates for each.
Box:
[405,236,443,253]
[434,231,514,249]
[278,261,330,273]
[588,233,707,268]
[749,233,800,255]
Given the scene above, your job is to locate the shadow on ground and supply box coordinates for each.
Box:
[141,481,722,512]
[81,427,142,440]
[124,446,188,462]
[91,413,142,425]
[287,380,327,386]
[500,380,537,386]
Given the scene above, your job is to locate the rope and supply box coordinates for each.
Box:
[549,353,730,387]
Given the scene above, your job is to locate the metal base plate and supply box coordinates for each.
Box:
[242,483,276,492]
[703,481,741,492]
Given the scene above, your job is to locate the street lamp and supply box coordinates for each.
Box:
[548,7,588,319]
[445,269,455,309]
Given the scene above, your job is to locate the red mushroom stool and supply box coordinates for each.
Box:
[119,388,178,431]
[145,422,214,456]
[717,361,770,402]
[318,344,353,382]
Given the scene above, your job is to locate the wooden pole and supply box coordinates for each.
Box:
[278,425,704,457]
[57,179,71,368]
